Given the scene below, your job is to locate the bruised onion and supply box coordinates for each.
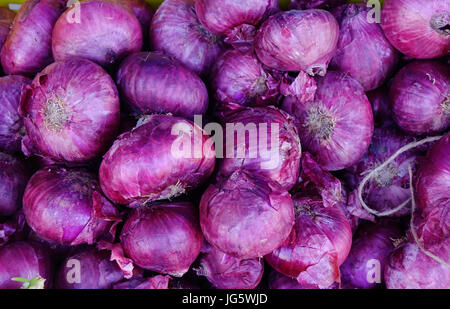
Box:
[200,170,295,259]
[255,9,339,75]
[0,8,15,55]
[113,276,170,289]
[381,0,450,59]
[116,52,208,119]
[19,58,120,163]
[0,153,29,217]
[52,0,143,67]
[99,114,215,206]
[330,4,398,91]
[150,0,226,76]
[389,61,449,135]
[23,167,120,245]
[120,202,203,277]
[1,0,65,76]
[282,71,374,171]
[0,75,31,153]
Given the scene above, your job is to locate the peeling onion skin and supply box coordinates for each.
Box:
[56,247,124,289]
[0,241,53,289]
[390,61,450,135]
[120,202,203,277]
[255,9,339,75]
[282,71,374,171]
[116,52,209,119]
[19,58,120,163]
[0,152,29,217]
[0,0,65,76]
[0,8,15,57]
[331,4,399,91]
[23,167,120,246]
[381,0,450,60]
[0,75,31,154]
[52,0,143,67]
[99,114,215,206]
[200,170,295,260]
[149,0,226,77]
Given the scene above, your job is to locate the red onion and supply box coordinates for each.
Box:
[197,245,264,289]
[0,8,15,56]
[195,0,277,48]
[120,202,203,277]
[218,106,301,191]
[340,221,403,289]
[149,0,226,77]
[289,0,345,10]
[200,170,295,259]
[255,9,339,76]
[282,71,374,171]
[0,75,31,153]
[56,247,124,289]
[116,52,208,119]
[389,61,449,135]
[0,241,52,289]
[113,275,170,289]
[210,50,280,110]
[118,0,154,38]
[0,152,29,217]
[99,114,215,206]
[330,4,399,91]
[381,0,450,59]
[19,58,120,163]
[23,167,120,245]
[1,0,65,76]
[52,0,143,67]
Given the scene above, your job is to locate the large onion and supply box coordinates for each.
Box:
[19,58,120,163]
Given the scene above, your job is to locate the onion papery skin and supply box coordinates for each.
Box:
[149,0,226,77]
[116,52,208,119]
[0,241,52,289]
[0,0,65,76]
[381,0,450,59]
[389,61,449,135]
[340,221,403,289]
[120,202,203,277]
[265,195,352,289]
[330,4,399,91]
[254,9,339,75]
[100,114,215,205]
[282,71,374,171]
[19,58,120,163]
[200,170,295,260]
[217,106,301,191]
[197,245,264,289]
[23,167,120,245]
[56,247,124,289]
[0,8,15,57]
[0,75,31,154]
[0,152,29,217]
[52,0,143,67]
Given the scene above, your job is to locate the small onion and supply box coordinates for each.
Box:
[150,0,226,77]
[99,114,215,206]
[23,167,120,245]
[113,276,170,289]
[282,71,374,171]
[381,0,450,59]
[200,169,295,259]
[120,202,203,277]
[0,241,52,289]
[52,0,143,67]
[255,9,339,75]
[0,75,31,153]
[116,52,208,119]
[19,58,120,163]
[0,0,65,76]
[0,152,29,217]
[0,8,15,55]
[389,61,449,135]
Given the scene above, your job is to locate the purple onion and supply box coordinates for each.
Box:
[0,8,15,55]
[255,9,339,76]
[0,210,28,246]
[19,58,120,163]
[149,0,226,77]
[118,0,154,39]
[52,0,143,67]
[116,52,209,119]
